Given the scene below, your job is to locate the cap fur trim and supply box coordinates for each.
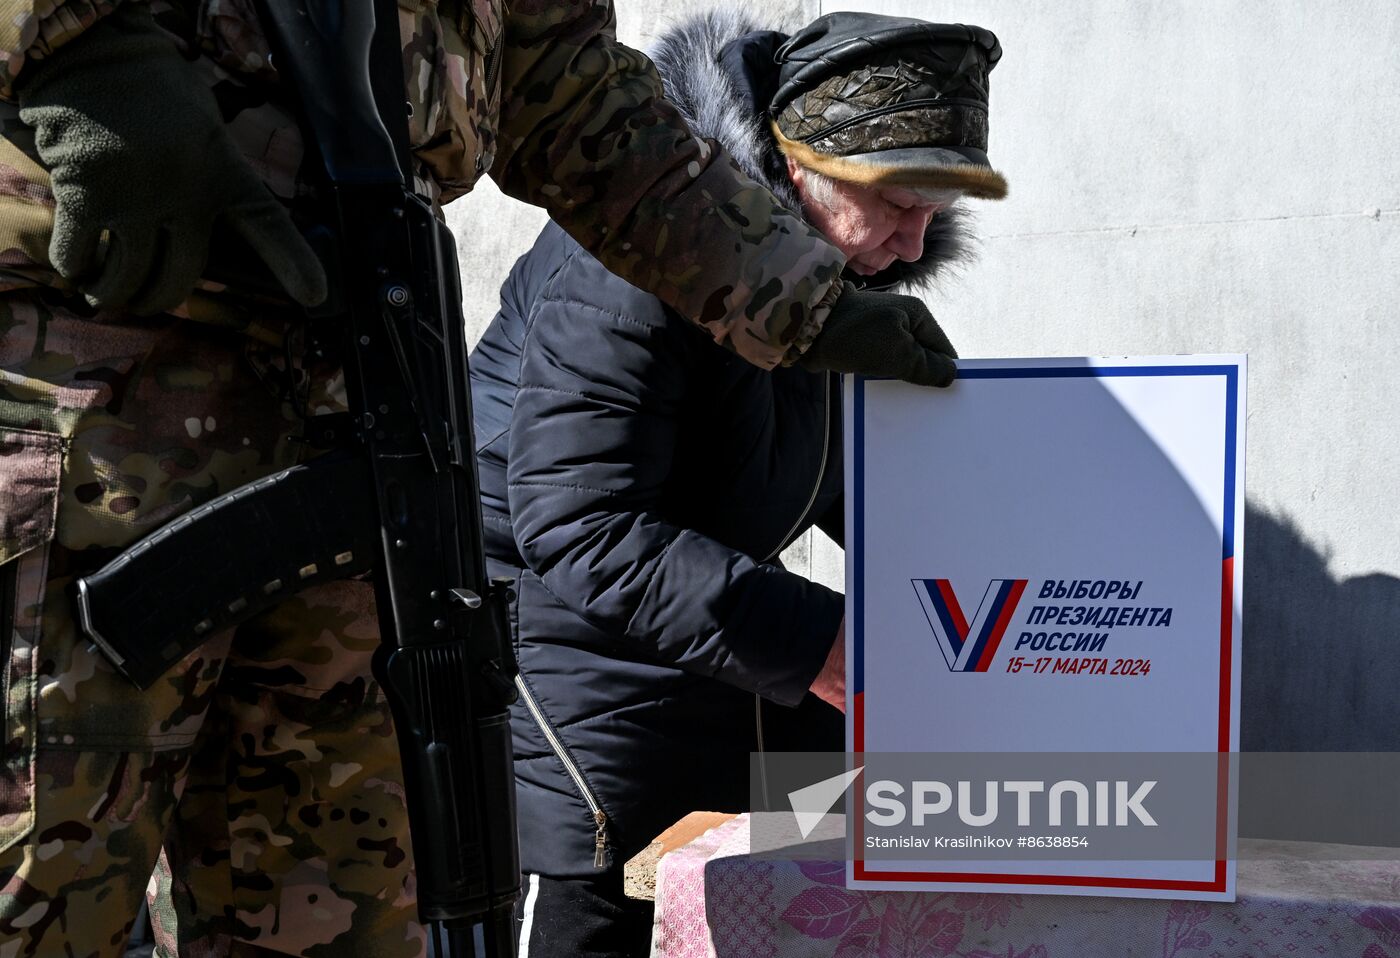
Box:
[773,123,1008,200]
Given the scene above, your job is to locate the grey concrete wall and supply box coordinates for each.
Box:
[447,2,1400,747]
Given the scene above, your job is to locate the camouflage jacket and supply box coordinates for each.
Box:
[0,0,845,366]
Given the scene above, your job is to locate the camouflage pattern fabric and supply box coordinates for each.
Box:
[0,0,846,368]
[0,294,419,956]
[0,0,852,952]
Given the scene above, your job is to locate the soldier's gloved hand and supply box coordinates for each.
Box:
[799,283,958,387]
[16,5,327,313]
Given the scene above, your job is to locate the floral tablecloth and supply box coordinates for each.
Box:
[651,814,1400,958]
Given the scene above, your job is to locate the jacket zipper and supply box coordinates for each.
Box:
[1,561,16,734]
[763,373,832,563]
[756,372,834,800]
[514,673,610,868]
[484,41,503,102]
[474,35,504,178]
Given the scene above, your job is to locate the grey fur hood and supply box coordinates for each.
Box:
[648,9,973,292]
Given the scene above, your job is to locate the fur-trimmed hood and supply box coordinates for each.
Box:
[648,9,973,292]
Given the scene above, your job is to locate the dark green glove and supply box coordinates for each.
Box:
[16,5,327,313]
[799,284,959,387]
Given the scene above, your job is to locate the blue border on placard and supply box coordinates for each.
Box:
[852,363,1240,697]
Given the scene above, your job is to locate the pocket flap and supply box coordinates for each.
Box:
[456,0,504,55]
[0,428,63,566]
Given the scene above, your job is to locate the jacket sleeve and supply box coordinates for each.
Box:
[0,0,126,99]
[506,256,843,707]
[490,0,846,370]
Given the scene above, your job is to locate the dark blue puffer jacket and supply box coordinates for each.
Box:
[469,11,968,879]
[472,217,844,876]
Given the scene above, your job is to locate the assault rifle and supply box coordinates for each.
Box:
[73,1,521,954]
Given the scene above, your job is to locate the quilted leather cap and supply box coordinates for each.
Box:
[770,13,1007,198]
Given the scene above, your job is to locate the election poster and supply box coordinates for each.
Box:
[844,356,1246,901]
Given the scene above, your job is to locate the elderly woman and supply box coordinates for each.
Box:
[470,11,1006,956]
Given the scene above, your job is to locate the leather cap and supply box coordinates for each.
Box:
[770,13,1007,199]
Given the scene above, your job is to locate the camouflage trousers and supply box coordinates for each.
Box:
[0,291,425,957]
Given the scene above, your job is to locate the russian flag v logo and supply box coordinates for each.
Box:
[912,578,1027,672]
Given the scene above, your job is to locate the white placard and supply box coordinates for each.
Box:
[845,356,1245,901]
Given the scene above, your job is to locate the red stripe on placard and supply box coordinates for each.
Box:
[853,690,866,869]
[853,691,865,753]
[975,579,1026,672]
[1216,557,1235,871]
[1218,557,1234,751]
[935,579,969,639]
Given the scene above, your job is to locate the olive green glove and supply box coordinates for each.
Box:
[16,4,326,313]
[799,284,959,387]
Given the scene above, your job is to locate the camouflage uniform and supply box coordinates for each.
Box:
[0,0,846,955]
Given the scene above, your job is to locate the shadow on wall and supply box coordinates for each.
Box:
[1243,502,1400,751]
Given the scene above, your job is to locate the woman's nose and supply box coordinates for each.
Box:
[886,208,933,261]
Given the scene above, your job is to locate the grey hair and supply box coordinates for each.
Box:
[795,166,963,210]
[797,167,839,208]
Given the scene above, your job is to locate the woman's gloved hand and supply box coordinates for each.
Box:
[800,283,958,387]
[16,5,327,313]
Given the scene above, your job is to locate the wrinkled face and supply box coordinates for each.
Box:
[788,158,957,275]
